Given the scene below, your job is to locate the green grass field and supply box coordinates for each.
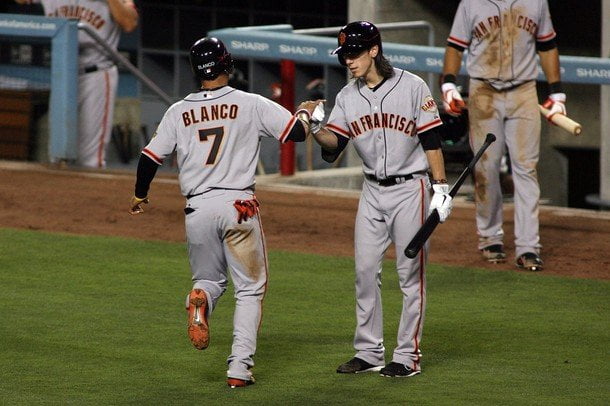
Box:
[1,228,608,405]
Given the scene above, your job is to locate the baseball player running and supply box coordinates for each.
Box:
[129,37,311,388]
[441,0,565,271]
[14,0,138,168]
[299,21,452,378]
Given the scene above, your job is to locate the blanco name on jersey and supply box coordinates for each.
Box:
[182,104,239,127]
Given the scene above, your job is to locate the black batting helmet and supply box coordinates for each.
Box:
[189,37,234,81]
[332,21,382,66]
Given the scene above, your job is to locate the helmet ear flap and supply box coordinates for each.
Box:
[224,54,235,76]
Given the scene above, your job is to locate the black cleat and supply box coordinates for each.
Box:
[516,252,544,271]
[336,357,383,374]
[379,362,421,378]
[481,244,507,263]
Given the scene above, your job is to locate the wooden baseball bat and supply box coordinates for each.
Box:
[404,133,497,259]
[538,105,582,136]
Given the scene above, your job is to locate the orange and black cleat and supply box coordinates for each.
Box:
[187,289,209,350]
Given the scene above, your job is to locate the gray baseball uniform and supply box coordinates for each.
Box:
[448,0,556,256]
[326,67,442,371]
[142,86,299,381]
[35,0,129,167]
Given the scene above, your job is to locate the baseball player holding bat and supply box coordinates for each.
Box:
[129,37,312,388]
[299,21,452,378]
[14,0,138,168]
[441,0,566,271]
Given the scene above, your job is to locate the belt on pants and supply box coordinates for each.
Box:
[79,63,114,74]
[471,77,532,92]
[186,192,204,199]
[186,187,254,199]
[364,170,427,186]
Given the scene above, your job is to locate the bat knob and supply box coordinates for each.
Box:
[404,247,418,258]
[485,133,496,143]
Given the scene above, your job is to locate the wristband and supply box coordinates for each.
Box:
[442,74,457,84]
[295,109,310,120]
[548,81,563,94]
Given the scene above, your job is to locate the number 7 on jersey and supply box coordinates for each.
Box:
[198,127,225,165]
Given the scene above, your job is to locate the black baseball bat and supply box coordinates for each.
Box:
[404,133,496,259]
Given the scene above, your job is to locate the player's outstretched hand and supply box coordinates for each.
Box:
[296,99,326,116]
[441,82,466,116]
[542,92,567,122]
[429,184,452,223]
[296,100,326,134]
[129,196,149,215]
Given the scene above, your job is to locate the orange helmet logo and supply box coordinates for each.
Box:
[338,32,346,45]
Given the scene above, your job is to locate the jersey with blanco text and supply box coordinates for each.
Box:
[143,86,297,197]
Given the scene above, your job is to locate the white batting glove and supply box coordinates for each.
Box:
[429,184,452,223]
[542,93,567,121]
[310,101,325,134]
[441,82,466,116]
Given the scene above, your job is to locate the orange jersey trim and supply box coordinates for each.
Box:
[279,116,297,143]
[537,31,556,42]
[325,123,350,138]
[448,36,470,48]
[417,118,442,133]
[142,148,163,165]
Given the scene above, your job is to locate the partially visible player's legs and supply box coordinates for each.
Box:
[351,180,391,367]
[184,192,229,350]
[504,81,542,259]
[469,79,506,254]
[386,178,429,373]
[222,190,267,386]
[77,66,118,168]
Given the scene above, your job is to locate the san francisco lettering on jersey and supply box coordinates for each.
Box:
[47,6,105,29]
[182,104,239,127]
[472,13,538,42]
[349,112,416,137]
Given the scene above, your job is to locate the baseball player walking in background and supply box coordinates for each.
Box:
[129,37,311,388]
[441,0,565,271]
[299,21,452,378]
[14,0,138,168]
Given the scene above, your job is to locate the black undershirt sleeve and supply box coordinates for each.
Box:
[134,153,160,198]
[418,127,442,150]
[285,120,307,142]
[321,131,349,163]
[447,42,465,53]
[536,38,557,52]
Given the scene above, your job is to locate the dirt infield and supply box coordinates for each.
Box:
[1,161,609,280]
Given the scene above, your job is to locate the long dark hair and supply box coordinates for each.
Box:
[375,53,394,79]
